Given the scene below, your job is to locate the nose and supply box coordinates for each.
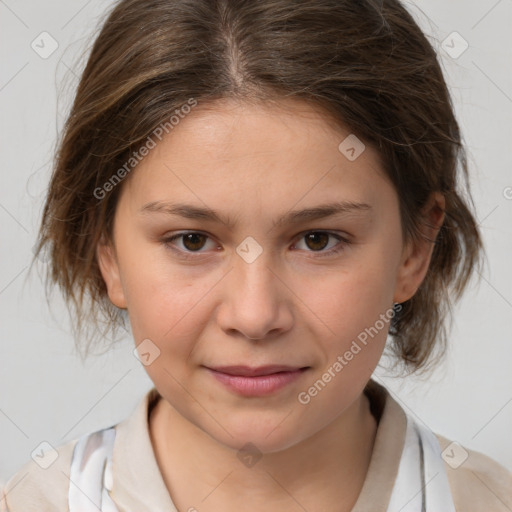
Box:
[215,247,294,341]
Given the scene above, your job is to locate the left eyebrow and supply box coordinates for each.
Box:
[138,200,372,230]
[272,201,372,229]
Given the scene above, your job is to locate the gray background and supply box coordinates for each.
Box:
[1,0,511,488]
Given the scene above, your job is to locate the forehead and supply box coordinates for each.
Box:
[158,97,363,158]
[119,98,392,221]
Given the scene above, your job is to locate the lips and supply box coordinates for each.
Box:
[206,365,307,377]
[204,365,309,396]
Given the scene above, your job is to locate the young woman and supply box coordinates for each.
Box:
[2,0,511,510]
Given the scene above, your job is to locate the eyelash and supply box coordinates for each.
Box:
[161,231,350,260]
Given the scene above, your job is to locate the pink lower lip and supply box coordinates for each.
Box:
[206,368,307,396]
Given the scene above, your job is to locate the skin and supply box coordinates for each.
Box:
[97,98,445,511]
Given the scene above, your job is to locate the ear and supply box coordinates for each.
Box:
[393,192,445,304]
[96,236,127,309]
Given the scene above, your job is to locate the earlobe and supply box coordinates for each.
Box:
[393,192,445,304]
[96,238,128,309]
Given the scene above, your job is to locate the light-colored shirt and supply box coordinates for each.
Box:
[2,380,511,511]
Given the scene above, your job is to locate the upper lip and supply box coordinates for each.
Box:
[206,365,307,377]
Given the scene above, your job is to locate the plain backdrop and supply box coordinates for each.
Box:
[1,0,511,488]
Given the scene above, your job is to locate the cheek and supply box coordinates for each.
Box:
[293,266,394,420]
[302,257,397,333]
[115,239,203,343]
[125,275,207,344]
[295,242,400,367]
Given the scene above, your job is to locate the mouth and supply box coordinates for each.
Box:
[203,365,310,396]
[207,364,308,377]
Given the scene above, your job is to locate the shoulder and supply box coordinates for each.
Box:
[1,438,77,512]
[436,433,512,511]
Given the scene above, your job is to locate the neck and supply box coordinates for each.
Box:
[149,390,378,511]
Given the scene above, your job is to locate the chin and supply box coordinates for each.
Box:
[201,411,311,455]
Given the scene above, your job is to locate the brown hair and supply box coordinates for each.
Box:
[34,0,482,373]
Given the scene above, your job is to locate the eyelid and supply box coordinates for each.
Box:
[291,230,351,258]
[162,231,219,254]
[293,228,351,241]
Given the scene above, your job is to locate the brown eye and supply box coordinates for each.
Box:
[304,232,330,251]
[163,232,216,254]
[293,231,349,258]
[181,233,208,251]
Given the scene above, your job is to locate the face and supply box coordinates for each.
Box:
[98,98,440,453]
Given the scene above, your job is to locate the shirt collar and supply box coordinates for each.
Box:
[111,387,178,511]
[352,379,407,511]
